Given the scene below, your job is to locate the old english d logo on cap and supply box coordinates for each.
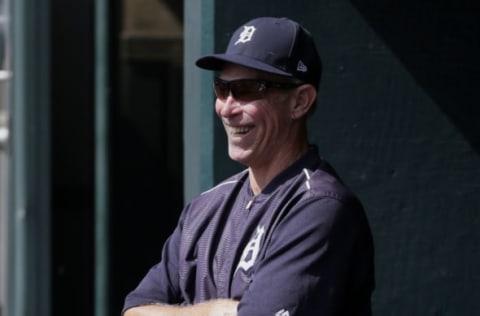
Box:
[235,26,256,45]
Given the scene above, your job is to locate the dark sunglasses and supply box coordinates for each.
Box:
[213,77,303,102]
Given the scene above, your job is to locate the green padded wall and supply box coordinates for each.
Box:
[204,1,480,315]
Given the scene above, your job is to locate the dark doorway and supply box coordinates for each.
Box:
[108,0,184,314]
[50,1,184,315]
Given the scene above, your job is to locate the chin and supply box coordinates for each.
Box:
[228,147,252,165]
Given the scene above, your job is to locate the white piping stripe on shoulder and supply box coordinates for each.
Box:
[201,180,239,195]
[303,168,311,190]
[201,169,249,195]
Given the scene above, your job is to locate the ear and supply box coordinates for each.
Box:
[291,84,317,119]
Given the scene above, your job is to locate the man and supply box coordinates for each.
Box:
[123,17,374,316]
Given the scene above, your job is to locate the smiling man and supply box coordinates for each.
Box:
[122,17,375,316]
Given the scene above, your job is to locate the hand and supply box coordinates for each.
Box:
[123,299,239,316]
[208,299,238,316]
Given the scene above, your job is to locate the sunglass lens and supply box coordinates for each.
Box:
[230,81,263,101]
[213,79,229,100]
[214,78,265,102]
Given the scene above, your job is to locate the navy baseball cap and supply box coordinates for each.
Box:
[196,17,322,89]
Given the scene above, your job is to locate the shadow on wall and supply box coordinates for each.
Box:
[350,0,480,153]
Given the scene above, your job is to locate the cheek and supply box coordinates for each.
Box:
[214,99,222,116]
[245,105,261,119]
[261,103,290,129]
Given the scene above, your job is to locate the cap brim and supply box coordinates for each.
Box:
[196,53,293,78]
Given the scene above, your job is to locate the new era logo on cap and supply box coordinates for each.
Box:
[275,309,290,316]
[297,60,308,73]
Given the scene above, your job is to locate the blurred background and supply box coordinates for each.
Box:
[0,0,479,315]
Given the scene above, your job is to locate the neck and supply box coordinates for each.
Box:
[248,141,309,195]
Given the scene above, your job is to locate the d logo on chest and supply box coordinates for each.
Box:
[235,225,265,273]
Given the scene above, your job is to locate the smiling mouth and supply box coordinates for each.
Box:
[225,125,252,136]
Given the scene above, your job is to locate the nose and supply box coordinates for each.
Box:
[216,94,240,117]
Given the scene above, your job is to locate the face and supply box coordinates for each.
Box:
[215,64,300,168]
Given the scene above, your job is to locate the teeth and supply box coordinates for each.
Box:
[227,125,250,134]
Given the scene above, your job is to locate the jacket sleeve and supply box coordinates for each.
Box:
[122,210,187,313]
[237,197,374,316]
